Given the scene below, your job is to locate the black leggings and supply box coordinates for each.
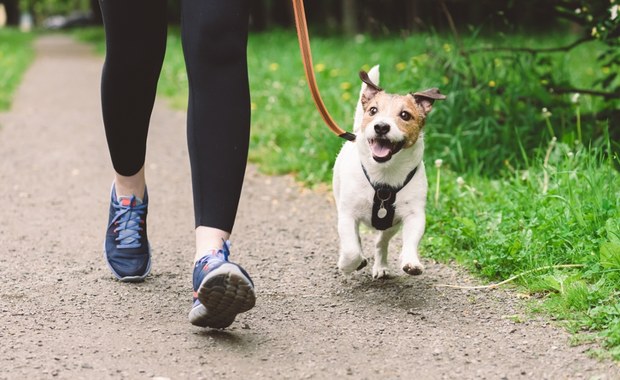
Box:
[99,0,251,232]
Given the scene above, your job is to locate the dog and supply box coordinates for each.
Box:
[332,65,446,279]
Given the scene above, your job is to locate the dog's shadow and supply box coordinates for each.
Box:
[337,270,435,312]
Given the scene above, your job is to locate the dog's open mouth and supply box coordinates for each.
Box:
[368,138,405,163]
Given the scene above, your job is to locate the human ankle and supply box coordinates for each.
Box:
[195,226,230,262]
[114,167,146,200]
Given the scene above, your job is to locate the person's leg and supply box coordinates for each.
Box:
[181,0,251,259]
[181,0,255,328]
[99,0,167,281]
[100,0,168,198]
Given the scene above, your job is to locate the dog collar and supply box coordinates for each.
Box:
[361,164,418,230]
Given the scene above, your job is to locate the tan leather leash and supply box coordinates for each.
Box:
[292,0,356,142]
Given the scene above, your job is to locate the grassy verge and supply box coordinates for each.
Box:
[424,133,620,360]
[0,29,35,111]
[71,27,620,358]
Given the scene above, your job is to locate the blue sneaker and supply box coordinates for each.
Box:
[104,185,151,282]
[189,241,256,328]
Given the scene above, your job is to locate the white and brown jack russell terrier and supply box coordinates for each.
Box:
[333,65,446,279]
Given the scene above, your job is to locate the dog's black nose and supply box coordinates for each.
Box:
[374,123,390,135]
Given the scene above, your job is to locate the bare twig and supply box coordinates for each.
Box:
[549,86,620,100]
[466,37,592,55]
[439,0,464,53]
[435,264,586,290]
[438,0,478,86]
[542,137,557,195]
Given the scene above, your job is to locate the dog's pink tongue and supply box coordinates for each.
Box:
[371,143,391,158]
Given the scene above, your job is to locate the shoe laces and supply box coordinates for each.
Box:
[111,195,146,249]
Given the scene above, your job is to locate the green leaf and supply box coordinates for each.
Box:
[600,242,620,270]
[456,217,477,238]
[602,73,618,90]
[605,218,620,244]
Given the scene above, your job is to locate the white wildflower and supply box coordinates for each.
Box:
[542,107,552,118]
[611,4,619,20]
[575,8,582,14]
[521,170,529,181]
[435,159,443,168]
[571,93,580,104]
[456,177,465,187]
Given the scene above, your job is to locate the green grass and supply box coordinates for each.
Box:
[144,30,615,182]
[72,27,106,54]
[0,29,35,111]
[424,132,620,359]
[70,27,620,358]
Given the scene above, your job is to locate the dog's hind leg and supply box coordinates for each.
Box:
[400,212,426,276]
[372,226,399,279]
[337,216,367,273]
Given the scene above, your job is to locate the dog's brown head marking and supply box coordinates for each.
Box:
[358,71,447,160]
[359,70,383,109]
[411,88,447,115]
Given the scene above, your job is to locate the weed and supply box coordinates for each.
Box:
[0,29,35,111]
[424,132,620,357]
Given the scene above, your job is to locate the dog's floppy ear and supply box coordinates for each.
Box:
[411,88,446,115]
[359,70,383,108]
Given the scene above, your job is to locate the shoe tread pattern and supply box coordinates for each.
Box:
[193,269,256,329]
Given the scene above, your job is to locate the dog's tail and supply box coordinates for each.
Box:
[354,65,380,133]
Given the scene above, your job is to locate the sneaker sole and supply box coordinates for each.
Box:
[189,263,256,329]
[102,242,152,283]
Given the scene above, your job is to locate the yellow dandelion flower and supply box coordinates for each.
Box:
[315,63,326,73]
[442,76,449,85]
[361,64,371,72]
[342,92,351,101]
[340,82,352,90]
[329,69,340,77]
[269,62,279,71]
[602,66,611,74]
[395,62,407,71]
[443,43,452,53]
[251,102,257,111]
[488,80,496,88]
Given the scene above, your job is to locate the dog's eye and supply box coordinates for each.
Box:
[400,111,412,121]
[369,107,378,116]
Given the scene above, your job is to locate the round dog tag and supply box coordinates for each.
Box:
[377,207,387,219]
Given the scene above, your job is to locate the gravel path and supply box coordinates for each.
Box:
[0,35,618,380]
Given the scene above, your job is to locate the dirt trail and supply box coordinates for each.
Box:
[0,35,618,380]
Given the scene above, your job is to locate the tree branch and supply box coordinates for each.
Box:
[549,86,620,100]
[438,0,478,86]
[466,37,592,55]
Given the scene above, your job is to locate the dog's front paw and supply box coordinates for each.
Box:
[372,263,390,279]
[338,253,368,273]
[402,262,424,276]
